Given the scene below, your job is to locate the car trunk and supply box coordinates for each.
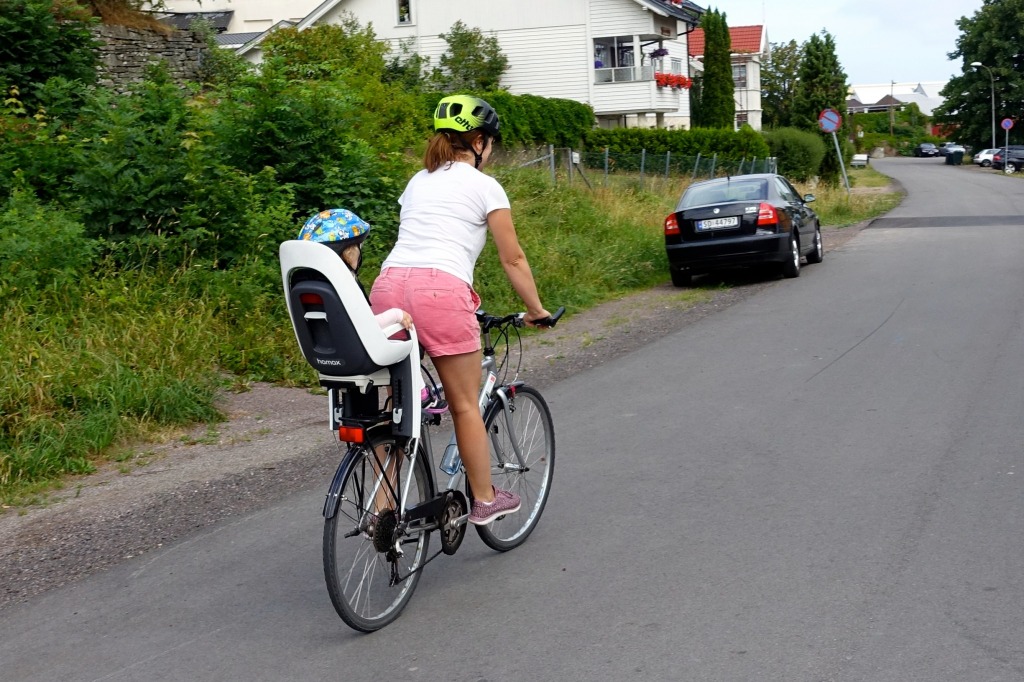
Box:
[670,202,764,243]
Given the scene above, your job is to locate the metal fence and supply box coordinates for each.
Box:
[504,146,777,188]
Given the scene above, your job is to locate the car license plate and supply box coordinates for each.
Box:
[696,216,739,231]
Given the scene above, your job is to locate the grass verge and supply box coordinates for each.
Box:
[0,165,897,505]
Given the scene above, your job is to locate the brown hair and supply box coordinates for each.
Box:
[423,130,486,172]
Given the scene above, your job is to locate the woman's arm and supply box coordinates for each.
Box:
[487,208,550,324]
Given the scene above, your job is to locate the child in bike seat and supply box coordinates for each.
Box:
[298,208,412,330]
[298,208,444,413]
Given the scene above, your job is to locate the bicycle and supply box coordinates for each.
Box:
[320,306,564,632]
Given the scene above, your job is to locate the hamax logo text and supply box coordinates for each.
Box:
[316,358,344,366]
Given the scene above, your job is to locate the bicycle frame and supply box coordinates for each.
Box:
[324,308,562,543]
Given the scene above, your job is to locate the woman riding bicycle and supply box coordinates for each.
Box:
[369,94,552,526]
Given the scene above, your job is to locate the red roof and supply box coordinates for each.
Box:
[688,25,765,57]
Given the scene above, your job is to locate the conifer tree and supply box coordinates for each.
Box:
[695,9,735,129]
[793,31,848,184]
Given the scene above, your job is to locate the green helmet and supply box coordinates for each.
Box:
[433,95,500,137]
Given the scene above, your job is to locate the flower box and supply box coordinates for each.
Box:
[655,72,692,89]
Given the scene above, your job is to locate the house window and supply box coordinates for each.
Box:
[593,37,635,68]
[736,112,749,129]
[732,64,747,88]
[593,37,642,83]
[397,0,411,24]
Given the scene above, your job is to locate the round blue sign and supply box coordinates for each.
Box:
[818,108,842,133]
[1001,118,1014,131]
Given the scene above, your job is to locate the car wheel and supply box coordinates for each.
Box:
[1005,163,1018,175]
[670,268,692,288]
[982,160,991,167]
[781,231,801,278]
[806,224,824,264]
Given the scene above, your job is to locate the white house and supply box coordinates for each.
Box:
[687,24,767,131]
[847,82,948,117]
[155,0,706,129]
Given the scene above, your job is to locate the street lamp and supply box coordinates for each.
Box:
[889,80,896,137]
[971,61,996,149]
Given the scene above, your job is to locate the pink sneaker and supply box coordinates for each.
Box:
[469,486,521,525]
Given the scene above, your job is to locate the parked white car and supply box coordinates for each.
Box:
[973,148,1000,167]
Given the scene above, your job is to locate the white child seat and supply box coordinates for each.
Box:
[279,239,424,440]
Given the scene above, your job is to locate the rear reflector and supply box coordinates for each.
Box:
[300,292,324,305]
[664,213,680,235]
[757,202,777,226]
[338,425,365,443]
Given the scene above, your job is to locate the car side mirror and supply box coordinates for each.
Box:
[803,194,816,203]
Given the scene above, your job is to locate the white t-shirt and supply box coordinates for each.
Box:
[381,161,511,285]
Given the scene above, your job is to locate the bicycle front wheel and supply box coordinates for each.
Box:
[323,433,431,632]
[476,385,555,551]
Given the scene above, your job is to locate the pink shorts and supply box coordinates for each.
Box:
[369,267,481,357]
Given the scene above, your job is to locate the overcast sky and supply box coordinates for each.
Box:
[719,0,984,85]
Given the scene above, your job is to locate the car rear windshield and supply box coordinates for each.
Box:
[680,180,768,208]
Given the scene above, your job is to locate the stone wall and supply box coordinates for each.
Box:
[92,25,208,93]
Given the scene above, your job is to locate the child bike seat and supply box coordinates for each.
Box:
[279,240,424,438]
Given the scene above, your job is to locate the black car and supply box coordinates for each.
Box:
[664,174,822,287]
[991,146,1024,172]
[913,143,939,157]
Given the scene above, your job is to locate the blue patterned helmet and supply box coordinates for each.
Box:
[297,208,370,254]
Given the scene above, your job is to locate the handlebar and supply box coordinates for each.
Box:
[476,306,565,332]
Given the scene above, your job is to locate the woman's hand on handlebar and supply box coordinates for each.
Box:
[524,309,551,327]
[523,306,566,328]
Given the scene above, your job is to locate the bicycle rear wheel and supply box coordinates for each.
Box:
[476,385,555,551]
[323,433,431,632]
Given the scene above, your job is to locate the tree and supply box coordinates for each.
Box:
[383,38,431,91]
[934,0,1024,150]
[693,8,734,129]
[793,31,848,184]
[259,14,390,81]
[761,40,803,129]
[0,0,99,110]
[430,21,509,92]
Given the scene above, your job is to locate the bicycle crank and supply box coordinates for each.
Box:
[439,490,469,555]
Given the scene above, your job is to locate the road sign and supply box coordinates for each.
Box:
[818,108,842,133]
[1002,118,1014,131]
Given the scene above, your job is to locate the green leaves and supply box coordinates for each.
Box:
[0,0,99,111]
[694,9,734,129]
[935,0,1024,150]
[432,21,509,92]
[762,40,804,129]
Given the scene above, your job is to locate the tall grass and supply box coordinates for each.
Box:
[795,176,903,227]
[0,171,675,499]
[1,165,898,500]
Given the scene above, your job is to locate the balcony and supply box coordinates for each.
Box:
[594,65,655,84]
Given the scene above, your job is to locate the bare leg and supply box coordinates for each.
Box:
[370,443,400,514]
[431,351,495,503]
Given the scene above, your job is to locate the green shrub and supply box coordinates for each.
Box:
[0,0,99,111]
[762,127,827,181]
[0,188,95,300]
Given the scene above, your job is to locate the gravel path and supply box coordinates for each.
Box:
[0,220,871,609]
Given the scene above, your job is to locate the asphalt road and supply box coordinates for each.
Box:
[3,158,1024,681]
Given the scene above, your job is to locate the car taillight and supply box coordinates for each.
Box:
[757,202,777,226]
[300,292,324,305]
[664,213,680,236]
